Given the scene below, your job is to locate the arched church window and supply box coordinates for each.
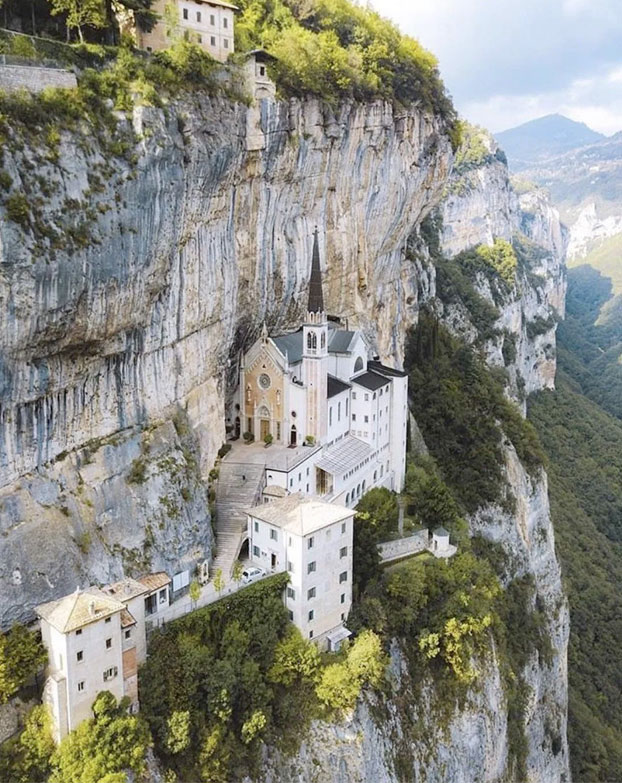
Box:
[276,390,281,405]
[307,333,312,349]
[354,356,364,373]
[312,332,317,349]
[321,332,326,348]
[258,405,270,418]
[246,385,251,402]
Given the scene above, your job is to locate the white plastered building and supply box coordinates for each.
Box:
[233,230,409,506]
[36,573,171,743]
[247,494,354,649]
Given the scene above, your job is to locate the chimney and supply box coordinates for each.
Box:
[88,599,95,617]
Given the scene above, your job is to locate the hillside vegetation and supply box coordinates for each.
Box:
[529,266,622,781]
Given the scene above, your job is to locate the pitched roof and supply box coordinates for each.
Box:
[202,0,239,10]
[137,572,171,592]
[120,608,137,628]
[352,370,390,391]
[102,577,150,602]
[327,374,350,398]
[263,484,288,497]
[248,493,353,536]
[307,229,324,313]
[36,588,125,634]
[368,359,408,378]
[433,526,450,537]
[271,326,358,365]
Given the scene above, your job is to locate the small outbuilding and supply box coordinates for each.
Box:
[431,526,457,559]
[244,49,277,100]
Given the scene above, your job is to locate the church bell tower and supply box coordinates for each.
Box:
[302,229,328,444]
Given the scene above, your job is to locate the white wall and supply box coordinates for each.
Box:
[326,388,350,446]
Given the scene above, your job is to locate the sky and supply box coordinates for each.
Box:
[370,0,622,135]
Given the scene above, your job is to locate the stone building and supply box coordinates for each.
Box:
[136,0,237,61]
[36,573,170,743]
[247,494,354,649]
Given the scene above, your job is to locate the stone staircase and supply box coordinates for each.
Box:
[212,461,265,578]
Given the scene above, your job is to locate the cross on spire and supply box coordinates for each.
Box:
[307,226,324,314]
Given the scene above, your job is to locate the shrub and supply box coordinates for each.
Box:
[0,169,12,191]
[4,192,30,227]
[0,625,47,703]
[127,457,148,484]
[217,443,232,458]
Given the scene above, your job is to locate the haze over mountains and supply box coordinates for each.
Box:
[495,114,606,171]
[496,114,622,292]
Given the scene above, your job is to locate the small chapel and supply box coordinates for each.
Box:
[231,231,409,505]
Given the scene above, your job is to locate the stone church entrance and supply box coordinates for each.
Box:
[260,419,270,440]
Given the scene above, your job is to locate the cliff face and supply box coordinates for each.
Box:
[257,125,570,783]
[1,92,570,781]
[0,97,452,625]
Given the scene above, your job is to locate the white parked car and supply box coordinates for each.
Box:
[241,566,265,584]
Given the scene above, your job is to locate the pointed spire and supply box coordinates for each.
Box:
[307,226,324,314]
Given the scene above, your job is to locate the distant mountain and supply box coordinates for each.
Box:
[495,114,605,171]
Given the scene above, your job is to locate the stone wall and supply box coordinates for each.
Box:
[0,63,77,91]
[0,696,35,744]
[378,530,429,562]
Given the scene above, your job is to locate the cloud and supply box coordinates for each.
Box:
[370,0,622,133]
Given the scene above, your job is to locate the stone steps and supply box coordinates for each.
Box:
[212,461,265,578]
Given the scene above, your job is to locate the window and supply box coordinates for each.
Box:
[290,478,293,487]
[253,545,260,557]
[346,493,350,504]
[77,651,83,662]
[309,630,314,639]
[105,617,111,624]
[210,13,215,24]
[308,536,314,549]
[341,612,345,621]
[298,472,302,481]
[339,571,348,583]
[183,8,188,18]
[306,483,309,492]
[159,589,167,603]
[210,35,216,45]
[196,10,201,21]
[338,402,341,421]
[340,546,348,558]
[340,593,345,604]
[105,638,112,650]
[288,610,294,621]
[307,467,310,476]
[307,587,316,600]
[341,522,346,534]
[287,587,295,599]
[329,407,333,426]
[270,528,277,541]
[125,629,131,640]
[307,561,316,574]
[197,34,202,43]
[364,394,369,401]
[75,629,82,636]
[352,392,357,400]
[345,398,349,416]
[352,414,357,422]
[259,65,265,76]
[77,681,85,692]
[287,561,293,571]
[364,415,369,423]
[223,16,228,27]
[103,666,118,682]
[224,38,229,48]
[308,610,314,621]
[254,520,259,532]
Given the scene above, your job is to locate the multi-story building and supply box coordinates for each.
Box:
[136,0,237,62]
[36,573,171,743]
[247,494,354,649]
[232,229,409,502]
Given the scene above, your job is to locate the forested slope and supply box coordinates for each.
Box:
[529,266,622,781]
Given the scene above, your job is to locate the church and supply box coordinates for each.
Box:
[233,230,409,508]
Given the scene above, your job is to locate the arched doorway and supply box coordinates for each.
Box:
[235,417,241,439]
[257,406,270,441]
[290,425,297,446]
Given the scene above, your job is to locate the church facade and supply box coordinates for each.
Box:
[233,231,408,507]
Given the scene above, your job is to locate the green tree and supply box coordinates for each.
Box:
[232,560,244,588]
[268,626,320,686]
[0,624,47,703]
[189,580,201,609]
[49,692,151,783]
[213,568,225,596]
[49,0,105,43]
[165,710,191,755]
